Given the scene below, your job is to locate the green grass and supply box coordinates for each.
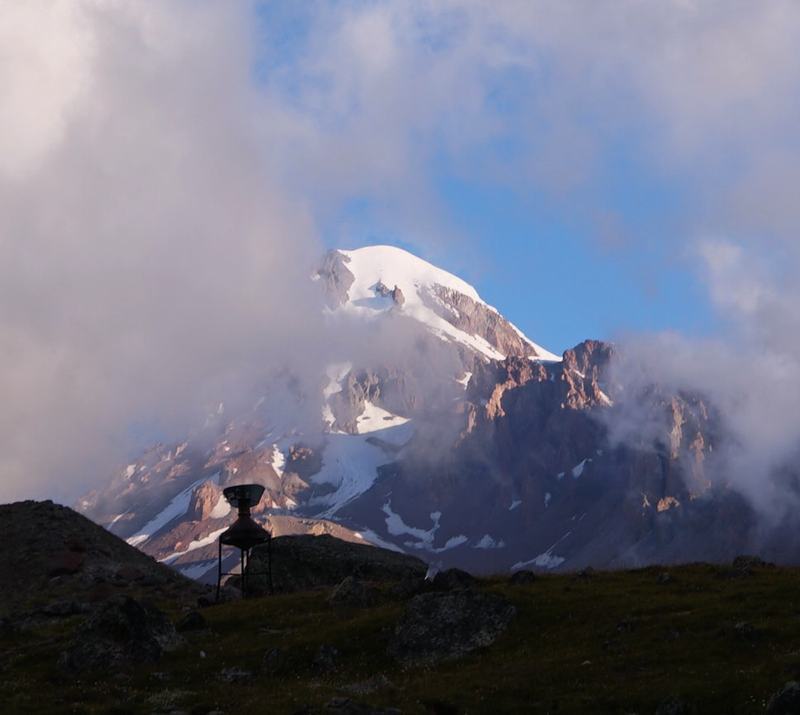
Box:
[3,564,800,713]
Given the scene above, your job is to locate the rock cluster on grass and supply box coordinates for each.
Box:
[58,595,180,672]
[388,589,516,666]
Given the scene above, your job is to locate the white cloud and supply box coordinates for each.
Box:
[3,0,800,511]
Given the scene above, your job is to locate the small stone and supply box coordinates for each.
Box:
[509,570,537,585]
[176,611,206,632]
[657,572,672,585]
[733,621,757,640]
[39,600,89,618]
[655,696,694,715]
[218,667,252,683]
[313,644,339,672]
[343,674,393,696]
[262,647,287,675]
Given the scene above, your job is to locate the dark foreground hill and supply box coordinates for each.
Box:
[4,501,800,714]
[0,500,204,615]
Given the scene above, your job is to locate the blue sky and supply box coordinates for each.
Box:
[253,2,736,354]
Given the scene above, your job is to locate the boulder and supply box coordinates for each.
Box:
[767,681,800,715]
[246,535,426,594]
[509,570,537,585]
[388,589,516,666]
[175,610,206,632]
[431,568,474,591]
[58,595,180,672]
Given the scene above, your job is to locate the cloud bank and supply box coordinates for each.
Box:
[2,1,800,508]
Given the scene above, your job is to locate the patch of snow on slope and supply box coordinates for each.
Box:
[382,503,467,553]
[209,494,231,519]
[160,527,228,565]
[354,529,406,553]
[434,535,468,552]
[475,534,505,549]
[456,371,472,389]
[356,401,410,434]
[125,464,136,478]
[106,511,128,530]
[311,420,414,516]
[270,446,286,477]
[509,499,521,511]
[544,492,552,508]
[512,532,572,571]
[383,503,440,546]
[572,459,591,478]
[127,476,208,547]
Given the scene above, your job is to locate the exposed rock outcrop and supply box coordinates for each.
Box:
[246,534,427,594]
[58,595,180,672]
[388,589,516,666]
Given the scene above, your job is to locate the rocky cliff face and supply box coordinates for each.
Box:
[76,245,789,579]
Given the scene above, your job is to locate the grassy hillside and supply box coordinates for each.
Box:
[3,561,800,713]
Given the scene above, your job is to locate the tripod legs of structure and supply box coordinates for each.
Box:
[215,537,273,602]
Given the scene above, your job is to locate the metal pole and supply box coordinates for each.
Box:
[240,549,245,598]
[216,539,222,603]
[268,535,274,595]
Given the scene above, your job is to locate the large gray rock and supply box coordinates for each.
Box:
[246,534,426,594]
[388,589,516,666]
[59,595,180,672]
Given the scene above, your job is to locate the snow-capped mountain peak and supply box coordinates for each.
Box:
[320,245,560,362]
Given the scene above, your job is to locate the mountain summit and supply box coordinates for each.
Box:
[318,245,560,362]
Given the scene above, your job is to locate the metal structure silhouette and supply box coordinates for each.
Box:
[216,484,273,601]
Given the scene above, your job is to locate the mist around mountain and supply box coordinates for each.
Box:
[74,245,800,583]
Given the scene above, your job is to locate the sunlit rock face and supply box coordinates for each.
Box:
[78,245,783,580]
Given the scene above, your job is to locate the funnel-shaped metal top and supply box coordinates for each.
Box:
[219,483,270,551]
[223,484,265,510]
